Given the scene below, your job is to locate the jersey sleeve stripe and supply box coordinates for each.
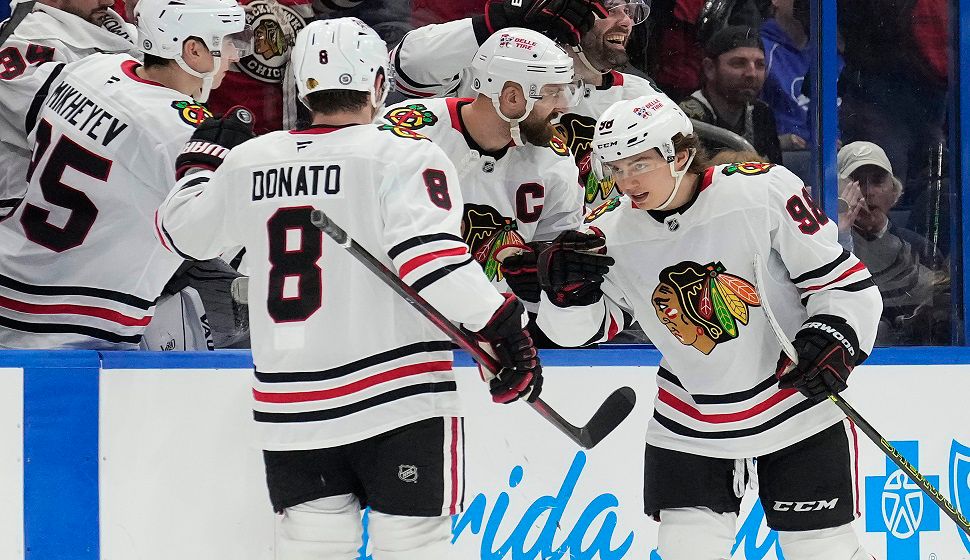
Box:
[398,246,469,278]
[394,80,437,98]
[253,360,453,403]
[410,256,475,292]
[253,381,458,423]
[158,216,197,260]
[790,250,851,284]
[391,41,443,91]
[801,277,877,303]
[0,314,142,344]
[0,272,154,309]
[153,210,172,253]
[799,261,867,293]
[388,233,465,259]
[0,294,152,326]
[25,62,65,135]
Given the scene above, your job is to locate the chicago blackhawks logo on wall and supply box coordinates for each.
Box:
[652,261,761,355]
[461,204,525,281]
[238,0,307,83]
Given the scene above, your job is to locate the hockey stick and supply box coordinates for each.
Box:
[753,254,970,536]
[310,209,636,449]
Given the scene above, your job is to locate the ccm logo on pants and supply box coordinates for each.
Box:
[772,499,839,512]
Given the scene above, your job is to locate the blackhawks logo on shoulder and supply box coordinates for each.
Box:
[652,261,761,355]
[721,162,774,177]
[171,100,213,126]
[584,197,622,223]
[384,104,438,130]
[549,135,570,156]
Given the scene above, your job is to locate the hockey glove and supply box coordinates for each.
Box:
[476,294,543,404]
[776,314,862,402]
[481,0,608,46]
[499,241,551,303]
[538,230,614,307]
[175,106,256,179]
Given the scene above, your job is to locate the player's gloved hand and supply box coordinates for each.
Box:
[481,0,608,46]
[538,230,614,307]
[175,106,256,178]
[499,241,551,303]
[475,294,543,404]
[775,314,862,402]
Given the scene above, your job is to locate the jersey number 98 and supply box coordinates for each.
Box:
[267,206,323,322]
[785,187,829,235]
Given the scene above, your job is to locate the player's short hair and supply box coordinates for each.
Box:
[671,133,712,174]
[303,89,370,115]
[142,36,206,69]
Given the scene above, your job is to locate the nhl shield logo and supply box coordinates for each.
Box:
[398,464,418,484]
[950,440,970,552]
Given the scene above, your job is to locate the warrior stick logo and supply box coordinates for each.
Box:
[652,261,761,355]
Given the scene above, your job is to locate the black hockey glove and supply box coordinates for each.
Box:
[499,241,551,303]
[475,294,543,404]
[776,314,863,402]
[480,0,607,46]
[175,106,256,179]
[538,230,614,307]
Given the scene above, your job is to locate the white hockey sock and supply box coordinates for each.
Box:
[367,511,452,560]
[657,507,737,560]
[778,523,872,560]
[275,494,362,560]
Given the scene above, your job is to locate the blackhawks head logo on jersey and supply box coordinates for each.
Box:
[461,204,525,281]
[171,101,213,126]
[652,261,761,355]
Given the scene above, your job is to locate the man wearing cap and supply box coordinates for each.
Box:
[837,141,946,344]
[679,25,783,163]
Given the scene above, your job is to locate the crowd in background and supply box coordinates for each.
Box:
[0,0,955,346]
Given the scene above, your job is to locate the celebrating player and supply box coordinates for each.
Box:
[536,93,882,559]
[382,27,585,314]
[0,0,136,217]
[156,18,542,559]
[0,0,251,349]
[391,0,659,206]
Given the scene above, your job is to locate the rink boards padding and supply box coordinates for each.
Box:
[0,348,968,560]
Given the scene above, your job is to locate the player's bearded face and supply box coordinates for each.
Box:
[519,106,560,146]
[580,12,632,71]
[64,0,114,24]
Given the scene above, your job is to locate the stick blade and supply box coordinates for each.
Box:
[579,386,637,448]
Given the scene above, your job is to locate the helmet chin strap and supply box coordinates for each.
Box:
[571,44,603,76]
[175,54,222,103]
[653,150,696,211]
[490,97,530,146]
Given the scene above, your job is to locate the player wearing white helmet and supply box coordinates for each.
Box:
[390,0,659,206]
[537,93,881,559]
[156,17,541,559]
[0,0,254,350]
[382,27,586,325]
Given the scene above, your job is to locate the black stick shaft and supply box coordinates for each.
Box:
[311,209,589,447]
[830,393,970,536]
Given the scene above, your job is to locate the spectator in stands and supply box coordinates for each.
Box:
[680,25,783,163]
[836,141,948,345]
[0,0,136,217]
[760,0,812,150]
[838,0,948,197]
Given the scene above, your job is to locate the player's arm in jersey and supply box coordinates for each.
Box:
[390,18,480,98]
[379,137,506,330]
[767,166,882,357]
[535,227,634,346]
[529,155,585,242]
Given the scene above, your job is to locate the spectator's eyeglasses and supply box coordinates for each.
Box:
[602,0,650,25]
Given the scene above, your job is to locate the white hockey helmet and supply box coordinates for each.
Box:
[592,94,697,210]
[470,28,581,143]
[291,18,390,110]
[135,0,251,102]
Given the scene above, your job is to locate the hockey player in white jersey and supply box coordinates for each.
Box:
[0,0,252,349]
[0,0,136,217]
[390,0,658,206]
[536,93,882,559]
[156,18,542,560]
[383,27,585,312]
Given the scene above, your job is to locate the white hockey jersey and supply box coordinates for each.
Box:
[156,123,507,450]
[0,53,202,349]
[0,5,135,216]
[538,163,882,459]
[381,97,584,291]
[389,17,660,206]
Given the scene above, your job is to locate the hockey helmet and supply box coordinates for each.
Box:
[291,18,390,109]
[470,28,581,142]
[591,94,697,210]
[135,0,251,101]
